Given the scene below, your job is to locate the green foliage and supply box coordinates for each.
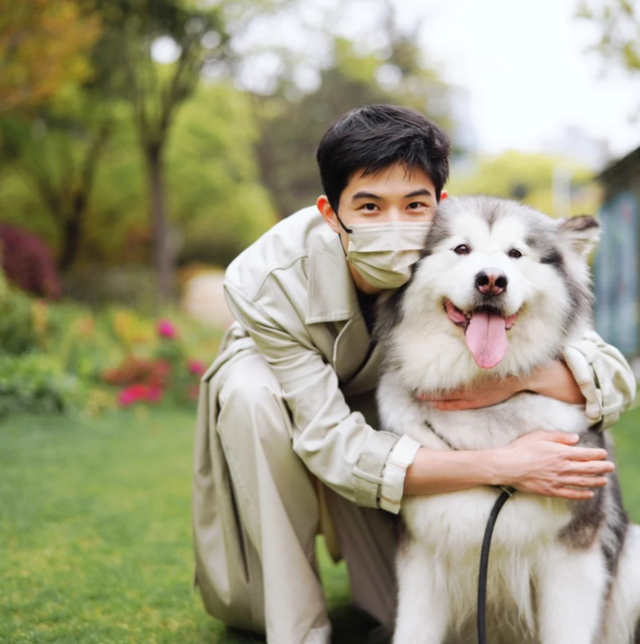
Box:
[0,353,78,416]
[253,26,453,217]
[0,81,276,268]
[0,0,101,115]
[578,0,640,74]
[168,82,278,265]
[448,151,597,217]
[0,91,123,268]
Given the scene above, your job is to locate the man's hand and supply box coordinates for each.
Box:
[417,374,521,410]
[492,430,614,500]
[418,360,586,411]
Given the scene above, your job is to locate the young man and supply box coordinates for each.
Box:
[193,105,635,644]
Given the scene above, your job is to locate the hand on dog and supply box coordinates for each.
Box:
[418,376,521,410]
[497,430,615,501]
[419,360,586,411]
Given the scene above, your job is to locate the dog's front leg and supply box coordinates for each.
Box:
[536,543,608,644]
[393,540,449,644]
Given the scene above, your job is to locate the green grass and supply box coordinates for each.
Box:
[1,405,639,644]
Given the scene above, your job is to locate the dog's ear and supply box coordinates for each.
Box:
[558,215,600,258]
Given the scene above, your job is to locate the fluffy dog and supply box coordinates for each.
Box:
[375,196,640,644]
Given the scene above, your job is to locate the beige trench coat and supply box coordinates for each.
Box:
[192,206,637,635]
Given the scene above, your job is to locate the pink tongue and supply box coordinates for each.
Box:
[465,311,508,369]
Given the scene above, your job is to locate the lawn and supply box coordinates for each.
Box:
[1,405,639,644]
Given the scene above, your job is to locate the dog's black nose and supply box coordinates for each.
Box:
[475,270,507,296]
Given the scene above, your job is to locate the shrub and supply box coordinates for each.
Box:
[0,354,78,417]
[0,224,62,298]
[0,282,41,355]
[103,318,205,407]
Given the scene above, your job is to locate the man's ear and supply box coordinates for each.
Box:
[440,190,448,201]
[558,215,600,257]
[317,195,341,234]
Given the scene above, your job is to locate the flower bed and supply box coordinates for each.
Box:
[0,269,223,417]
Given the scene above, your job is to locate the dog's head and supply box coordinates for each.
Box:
[379,196,599,380]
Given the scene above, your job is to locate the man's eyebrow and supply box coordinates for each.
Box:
[351,191,381,201]
[405,188,432,198]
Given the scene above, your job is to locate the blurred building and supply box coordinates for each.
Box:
[594,145,640,371]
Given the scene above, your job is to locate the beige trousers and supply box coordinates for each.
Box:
[193,340,398,644]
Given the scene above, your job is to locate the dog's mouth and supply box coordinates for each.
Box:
[444,299,517,370]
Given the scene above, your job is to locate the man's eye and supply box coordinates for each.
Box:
[453,244,470,255]
[363,203,378,211]
[408,201,427,209]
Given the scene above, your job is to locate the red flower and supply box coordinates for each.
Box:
[187,359,206,376]
[157,319,177,339]
[118,383,164,407]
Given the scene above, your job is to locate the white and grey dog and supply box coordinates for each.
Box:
[375,196,640,644]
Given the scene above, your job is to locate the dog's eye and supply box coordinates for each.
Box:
[508,249,522,259]
[453,244,470,255]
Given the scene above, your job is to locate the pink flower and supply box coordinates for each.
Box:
[157,319,177,339]
[118,383,164,407]
[187,359,206,376]
[145,385,163,403]
[118,384,146,407]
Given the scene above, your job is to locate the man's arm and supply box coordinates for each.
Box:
[404,430,614,500]
[224,280,404,510]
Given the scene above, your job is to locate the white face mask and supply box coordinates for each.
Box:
[338,219,432,289]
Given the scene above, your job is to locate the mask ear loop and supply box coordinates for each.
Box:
[334,211,353,234]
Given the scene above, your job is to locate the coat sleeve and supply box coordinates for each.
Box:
[223,281,419,511]
[562,330,637,429]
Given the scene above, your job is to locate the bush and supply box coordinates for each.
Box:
[0,282,42,355]
[0,353,78,416]
[0,224,62,298]
[102,319,206,407]
[0,261,223,418]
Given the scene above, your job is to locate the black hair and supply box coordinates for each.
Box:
[316,104,451,212]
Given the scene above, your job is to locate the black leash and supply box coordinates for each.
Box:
[477,486,515,644]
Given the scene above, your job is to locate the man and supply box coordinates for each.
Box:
[193,104,635,644]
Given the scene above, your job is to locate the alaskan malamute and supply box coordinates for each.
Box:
[376,196,640,644]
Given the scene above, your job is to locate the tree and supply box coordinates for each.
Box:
[0,0,100,115]
[167,82,278,267]
[0,82,277,271]
[0,92,115,270]
[85,0,290,302]
[578,0,640,76]
[250,3,452,217]
[447,150,597,218]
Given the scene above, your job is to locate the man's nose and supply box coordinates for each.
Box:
[475,270,508,296]
[386,208,404,223]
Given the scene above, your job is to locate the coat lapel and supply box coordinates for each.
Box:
[305,224,372,384]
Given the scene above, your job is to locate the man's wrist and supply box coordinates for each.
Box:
[482,448,505,487]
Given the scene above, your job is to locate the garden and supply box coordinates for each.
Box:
[1,269,640,643]
[1,1,639,641]
[0,267,379,643]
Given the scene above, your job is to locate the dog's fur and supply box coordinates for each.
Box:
[375,196,640,644]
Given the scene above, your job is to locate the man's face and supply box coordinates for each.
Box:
[317,163,446,293]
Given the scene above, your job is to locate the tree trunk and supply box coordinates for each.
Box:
[147,144,173,304]
[58,191,89,271]
[59,208,82,271]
